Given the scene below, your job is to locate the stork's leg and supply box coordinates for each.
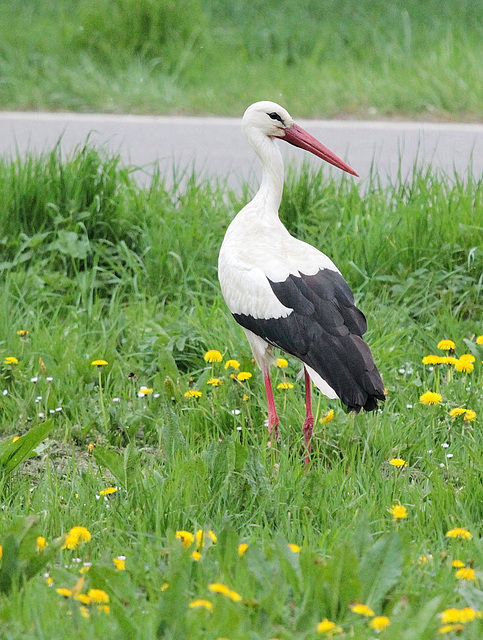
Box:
[302,367,315,464]
[263,369,279,440]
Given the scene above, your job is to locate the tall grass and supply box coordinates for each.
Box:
[0,0,482,117]
[0,147,482,637]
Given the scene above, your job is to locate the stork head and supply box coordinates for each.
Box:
[242,101,358,177]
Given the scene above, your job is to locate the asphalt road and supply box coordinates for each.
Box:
[0,112,482,189]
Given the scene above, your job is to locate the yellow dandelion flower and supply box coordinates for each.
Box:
[161,583,169,591]
[139,387,153,394]
[97,605,110,614]
[189,599,213,611]
[208,583,242,602]
[449,408,466,418]
[419,391,442,405]
[79,605,90,619]
[87,589,109,603]
[4,356,18,364]
[454,359,474,373]
[207,378,222,386]
[56,588,72,597]
[191,551,202,561]
[452,560,465,568]
[238,543,248,556]
[184,389,202,398]
[62,526,91,550]
[422,355,445,365]
[320,409,334,424]
[204,350,223,363]
[12,436,20,443]
[277,382,294,390]
[369,616,390,631]
[418,555,432,564]
[460,353,475,362]
[224,359,240,370]
[446,528,472,540]
[476,335,483,345]
[237,372,252,381]
[91,359,108,366]
[441,356,458,365]
[350,604,374,617]
[74,593,91,605]
[16,329,29,337]
[87,443,94,452]
[0,545,2,559]
[288,543,301,553]
[99,487,117,496]
[455,567,476,581]
[440,607,482,623]
[243,394,249,401]
[276,358,288,368]
[36,536,48,551]
[175,530,194,547]
[389,458,407,468]
[317,618,342,634]
[464,409,476,421]
[113,556,126,570]
[438,340,456,351]
[438,624,464,634]
[195,529,217,549]
[389,504,408,520]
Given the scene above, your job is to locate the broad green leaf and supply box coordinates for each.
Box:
[234,441,249,472]
[53,230,90,259]
[0,535,20,595]
[0,516,61,594]
[359,533,403,609]
[94,444,141,489]
[322,542,361,621]
[401,596,442,640]
[0,420,55,475]
[93,447,125,486]
[160,404,185,461]
[157,348,180,381]
[123,443,141,483]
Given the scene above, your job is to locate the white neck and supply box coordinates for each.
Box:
[244,127,284,216]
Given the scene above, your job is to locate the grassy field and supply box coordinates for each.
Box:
[0,145,482,638]
[0,0,482,119]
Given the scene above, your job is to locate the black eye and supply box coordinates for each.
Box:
[268,112,285,125]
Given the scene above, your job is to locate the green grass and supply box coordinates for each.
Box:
[0,145,483,638]
[0,0,482,119]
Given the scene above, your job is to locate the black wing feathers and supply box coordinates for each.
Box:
[233,269,384,413]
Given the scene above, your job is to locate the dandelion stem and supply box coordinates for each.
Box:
[97,368,108,431]
[434,367,440,394]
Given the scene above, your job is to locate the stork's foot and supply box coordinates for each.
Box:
[302,415,314,465]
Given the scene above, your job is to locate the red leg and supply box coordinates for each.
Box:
[263,369,279,440]
[302,368,315,464]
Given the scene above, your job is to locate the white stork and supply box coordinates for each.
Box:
[218,101,385,461]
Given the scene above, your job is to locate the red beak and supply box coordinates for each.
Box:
[282,123,359,177]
